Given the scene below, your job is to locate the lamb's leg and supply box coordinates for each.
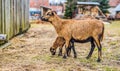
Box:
[58,39,65,56]
[63,40,70,59]
[86,38,95,59]
[94,37,102,62]
[58,47,62,56]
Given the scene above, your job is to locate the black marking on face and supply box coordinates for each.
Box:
[50,47,56,55]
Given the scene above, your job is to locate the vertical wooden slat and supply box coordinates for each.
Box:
[10,0,14,38]
[25,0,30,30]
[16,0,20,34]
[13,0,17,35]
[22,0,30,31]
[24,0,27,30]
[0,0,2,33]
[18,0,21,32]
[5,0,10,40]
[1,0,5,34]
[21,0,25,31]
[27,0,30,29]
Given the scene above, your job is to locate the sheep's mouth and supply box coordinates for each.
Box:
[50,48,56,55]
[51,52,56,55]
[41,16,49,22]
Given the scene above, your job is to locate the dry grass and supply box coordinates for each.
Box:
[0,21,120,71]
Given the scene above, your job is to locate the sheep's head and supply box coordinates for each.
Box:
[41,10,57,22]
[50,47,56,55]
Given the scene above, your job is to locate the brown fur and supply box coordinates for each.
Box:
[41,10,104,62]
[51,37,65,56]
[52,37,65,50]
[74,15,95,20]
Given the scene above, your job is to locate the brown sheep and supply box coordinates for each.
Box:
[41,10,104,62]
[51,15,98,58]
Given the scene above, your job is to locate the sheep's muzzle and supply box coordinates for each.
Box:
[50,47,56,55]
[41,16,48,22]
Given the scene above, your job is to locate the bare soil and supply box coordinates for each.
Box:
[0,21,120,71]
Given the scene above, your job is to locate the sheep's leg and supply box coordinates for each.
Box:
[63,40,70,59]
[58,47,62,56]
[67,40,77,58]
[67,42,73,57]
[71,41,77,58]
[86,39,95,59]
[94,38,102,62]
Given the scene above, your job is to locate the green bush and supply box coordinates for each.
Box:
[64,0,77,19]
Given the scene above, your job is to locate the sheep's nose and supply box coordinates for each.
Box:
[41,16,46,21]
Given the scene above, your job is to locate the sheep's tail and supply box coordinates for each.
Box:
[100,24,104,41]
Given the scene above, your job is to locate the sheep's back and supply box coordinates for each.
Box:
[69,19,104,40]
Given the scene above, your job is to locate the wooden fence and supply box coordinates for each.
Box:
[0,0,30,44]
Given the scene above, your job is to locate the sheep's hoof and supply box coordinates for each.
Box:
[74,55,77,58]
[67,53,70,56]
[97,59,101,62]
[86,56,90,59]
[67,54,71,57]
[63,55,67,59]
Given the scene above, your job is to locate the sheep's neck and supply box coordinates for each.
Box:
[51,16,62,34]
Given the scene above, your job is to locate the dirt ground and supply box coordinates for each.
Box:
[0,21,120,71]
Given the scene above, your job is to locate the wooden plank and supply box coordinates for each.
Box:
[0,0,2,33]
[23,0,26,31]
[25,0,27,30]
[19,0,22,33]
[27,0,30,28]
[5,0,11,40]
[10,0,14,38]
[13,0,17,35]
[17,0,21,34]
[21,0,25,31]
[16,0,20,34]
[24,0,30,30]
[1,0,5,34]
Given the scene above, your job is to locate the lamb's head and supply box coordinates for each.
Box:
[41,10,57,22]
[50,47,56,55]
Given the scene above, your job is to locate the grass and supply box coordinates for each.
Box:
[49,69,56,71]
[109,41,118,45]
[105,21,120,36]
[103,66,118,71]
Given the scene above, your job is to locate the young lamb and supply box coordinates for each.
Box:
[50,37,77,58]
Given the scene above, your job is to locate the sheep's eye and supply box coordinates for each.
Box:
[47,13,51,16]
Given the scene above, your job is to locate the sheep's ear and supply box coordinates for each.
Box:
[52,11,57,15]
